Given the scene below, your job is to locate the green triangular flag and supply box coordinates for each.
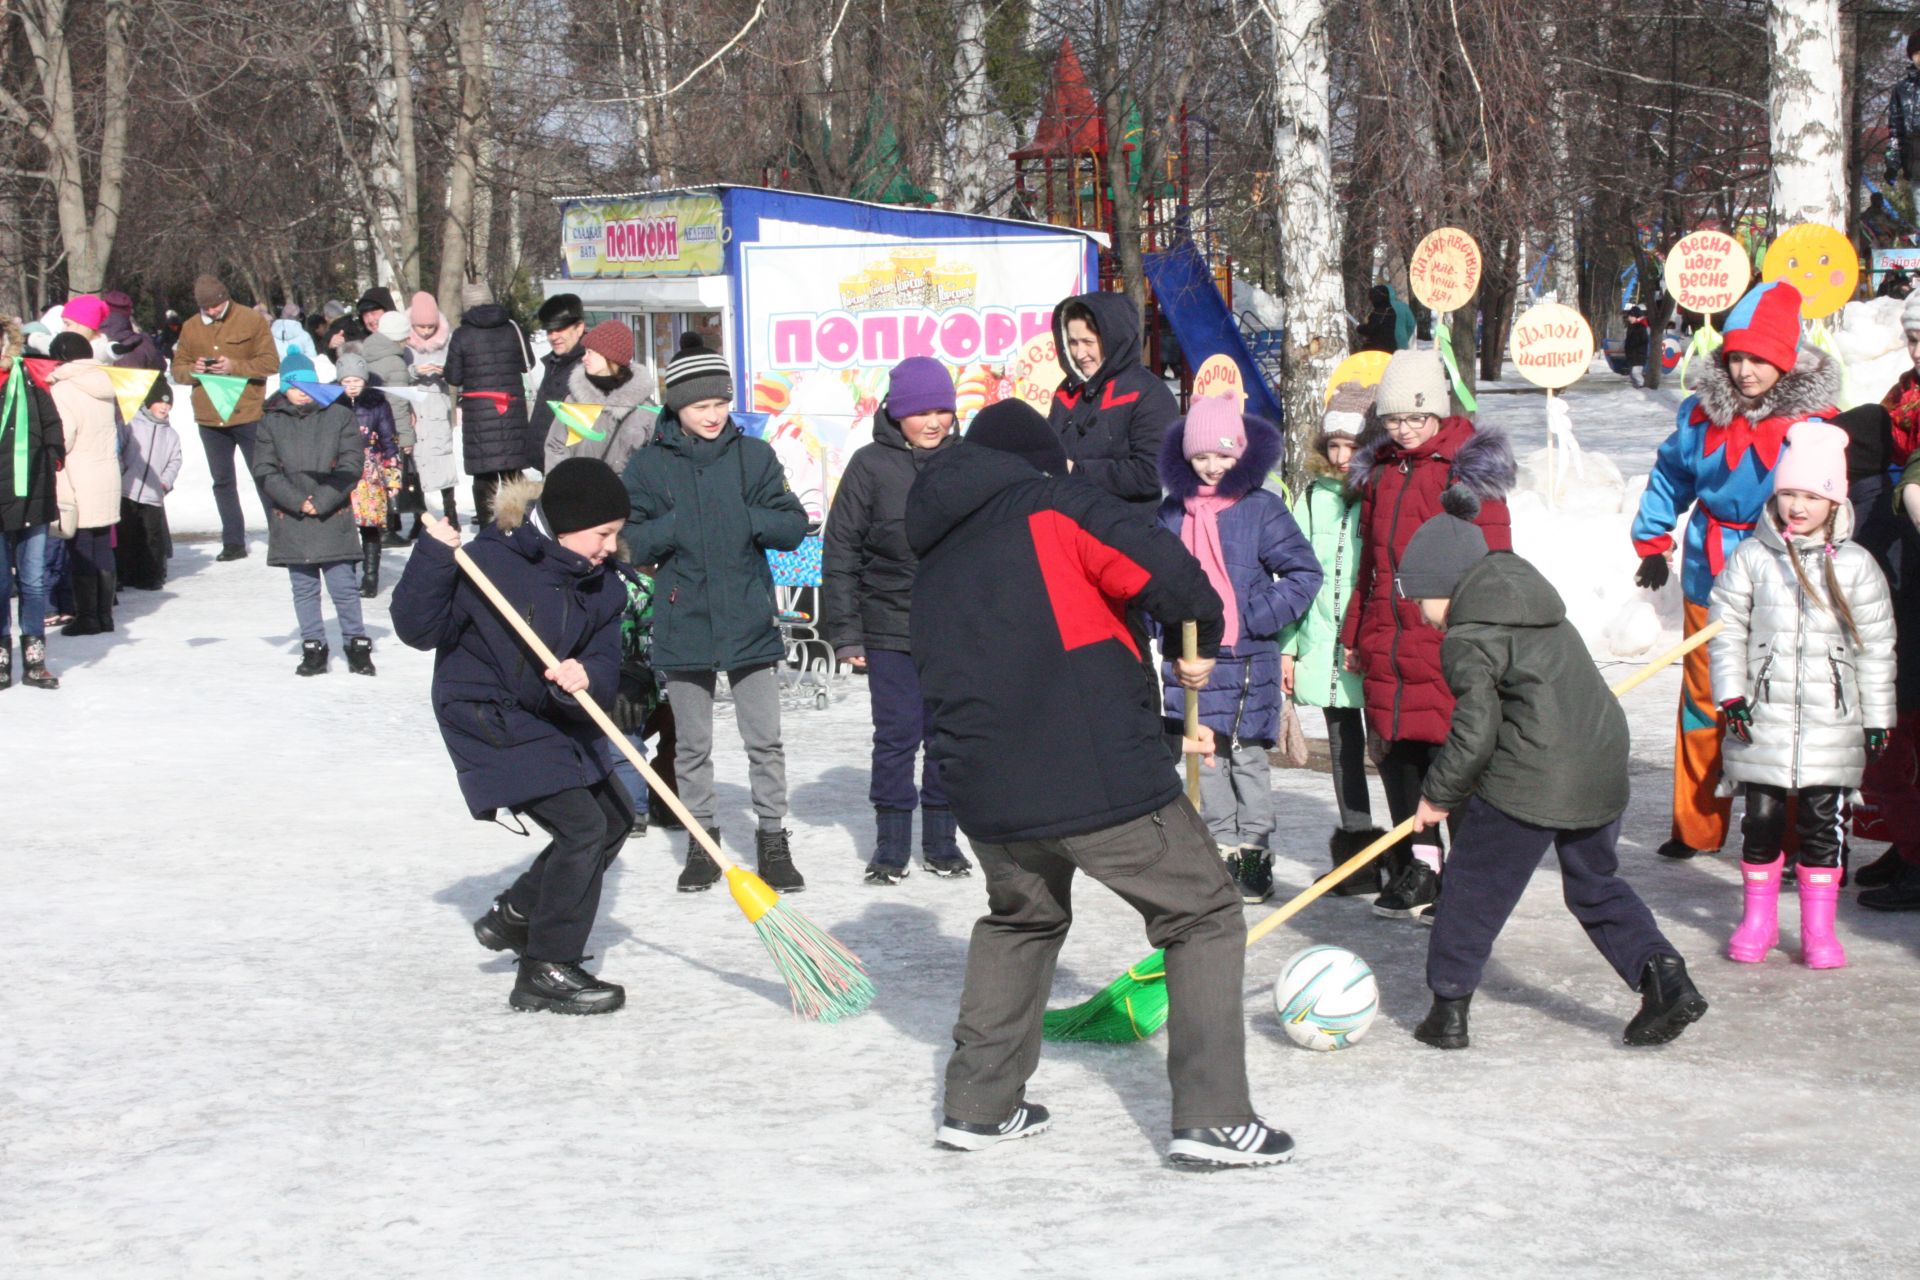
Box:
[195,372,249,424]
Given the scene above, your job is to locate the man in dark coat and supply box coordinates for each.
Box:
[528,292,587,475]
[445,282,534,526]
[907,398,1292,1170]
[1357,284,1398,353]
[1888,29,1920,186]
[0,319,64,689]
[1392,507,1708,1051]
[1048,291,1178,520]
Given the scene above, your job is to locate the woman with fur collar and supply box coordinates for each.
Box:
[1630,281,1840,861]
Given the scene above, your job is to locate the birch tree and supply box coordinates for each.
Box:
[1767,0,1847,229]
[437,0,489,319]
[345,0,420,292]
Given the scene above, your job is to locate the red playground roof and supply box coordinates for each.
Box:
[1012,38,1109,161]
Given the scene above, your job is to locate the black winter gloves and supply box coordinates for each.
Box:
[1635,553,1670,592]
[1721,697,1753,744]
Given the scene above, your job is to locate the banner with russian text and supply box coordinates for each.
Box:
[737,235,1089,517]
[560,194,726,279]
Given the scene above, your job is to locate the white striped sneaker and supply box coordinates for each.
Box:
[935,1102,1053,1152]
[1168,1120,1295,1169]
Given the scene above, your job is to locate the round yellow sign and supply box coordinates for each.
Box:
[1509,302,1594,390]
[1663,230,1751,316]
[1192,354,1246,402]
[1761,223,1859,321]
[1409,227,1484,313]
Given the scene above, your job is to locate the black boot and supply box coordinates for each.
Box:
[216,543,247,562]
[0,637,10,690]
[20,635,56,689]
[472,894,529,954]
[509,958,625,1015]
[921,805,973,878]
[864,808,914,884]
[97,570,115,632]
[295,640,328,676]
[345,636,376,676]
[442,490,459,532]
[60,570,101,636]
[359,539,380,598]
[650,798,685,831]
[1374,854,1439,921]
[677,826,723,892]
[1624,954,1709,1045]
[1325,827,1389,896]
[382,510,408,548]
[1657,838,1708,860]
[1859,859,1920,911]
[1414,993,1471,1049]
[1856,847,1905,889]
[756,827,805,892]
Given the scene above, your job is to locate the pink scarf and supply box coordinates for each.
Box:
[1182,489,1240,648]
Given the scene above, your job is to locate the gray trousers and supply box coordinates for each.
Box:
[1186,737,1274,850]
[663,663,787,829]
[945,797,1256,1131]
[1324,706,1374,832]
[288,562,365,643]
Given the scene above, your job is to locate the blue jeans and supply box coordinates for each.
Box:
[2,524,49,637]
[288,562,365,643]
[601,732,650,819]
[43,533,73,614]
[867,648,945,811]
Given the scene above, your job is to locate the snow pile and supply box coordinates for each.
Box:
[1232,277,1284,331]
[1832,295,1908,408]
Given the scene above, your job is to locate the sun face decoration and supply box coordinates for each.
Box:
[1322,350,1393,405]
[1761,223,1859,320]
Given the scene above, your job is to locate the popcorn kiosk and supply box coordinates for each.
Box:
[543,184,1103,519]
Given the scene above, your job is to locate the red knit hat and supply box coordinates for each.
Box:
[1721,281,1803,373]
[582,319,634,368]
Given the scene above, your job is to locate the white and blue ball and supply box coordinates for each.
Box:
[1273,945,1379,1051]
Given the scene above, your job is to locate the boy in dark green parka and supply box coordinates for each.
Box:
[1395,499,1708,1051]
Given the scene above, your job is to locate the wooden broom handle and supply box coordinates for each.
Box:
[1245,619,1724,948]
[1182,621,1201,808]
[430,517,736,872]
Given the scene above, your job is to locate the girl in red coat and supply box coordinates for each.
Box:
[1339,350,1514,920]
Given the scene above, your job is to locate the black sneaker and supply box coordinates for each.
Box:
[344,636,376,676]
[756,828,804,892]
[1168,1119,1294,1169]
[935,1102,1052,1151]
[295,640,328,677]
[677,827,723,892]
[1324,827,1389,896]
[1373,859,1438,920]
[1414,993,1471,1049]
[1856,848,1904,889]
[508,959,625,1015]
[472,895,529,954]
[1656,838,1707,860]
[629,812,649,838]
[1229,846,1274,905]
[923,853,973,878]
[1624,954,1708,1046]
[863,863,908,886]
[216,544,247,562]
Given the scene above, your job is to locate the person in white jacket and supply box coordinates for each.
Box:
[1710,419,1896,972]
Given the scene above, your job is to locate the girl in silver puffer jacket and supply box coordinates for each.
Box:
[1709,420,1896,971]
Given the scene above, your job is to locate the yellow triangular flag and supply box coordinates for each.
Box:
[550,400,607,447]
[104,366,163,423]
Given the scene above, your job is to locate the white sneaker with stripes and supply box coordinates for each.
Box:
[935,1102,1053,1151]
[1168,1119,1295,1169]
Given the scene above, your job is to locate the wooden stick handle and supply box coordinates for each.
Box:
[1244,616,1722,949]
[1182,621,1200,808]
[431,518,736,872]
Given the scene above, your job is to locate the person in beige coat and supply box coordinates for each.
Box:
[46,332,123,635]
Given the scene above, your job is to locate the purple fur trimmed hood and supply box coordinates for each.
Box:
[1157,409,1284,503]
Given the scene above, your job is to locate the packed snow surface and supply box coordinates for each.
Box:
[8,359,1914,1277]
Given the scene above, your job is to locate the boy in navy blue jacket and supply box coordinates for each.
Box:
[392,458,633,1015]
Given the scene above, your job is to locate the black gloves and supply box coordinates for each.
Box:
[613,665,654,733]
[1635,553,1670,592]
[1867,727,1890,763]
[1721,698,1753,744]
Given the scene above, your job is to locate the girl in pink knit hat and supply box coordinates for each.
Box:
[1708,419,1896,970]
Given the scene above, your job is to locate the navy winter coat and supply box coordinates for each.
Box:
[1154,414,1322,743]
[1048,290,1179,519]
[390,479,625,819]
[821,410,955,655]
[445,303,535,474]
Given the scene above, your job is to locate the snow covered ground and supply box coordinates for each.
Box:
[7,489,1918,1277]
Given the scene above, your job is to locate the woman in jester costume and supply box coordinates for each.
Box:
[1630,281,1840,860]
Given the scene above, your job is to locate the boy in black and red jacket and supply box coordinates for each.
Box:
[908,399,1292,1170]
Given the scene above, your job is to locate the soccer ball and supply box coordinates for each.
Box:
[1273,946,1379,1051]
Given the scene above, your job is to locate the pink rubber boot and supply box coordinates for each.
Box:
[1797,864,1848,969]
[1727,854,1784,964]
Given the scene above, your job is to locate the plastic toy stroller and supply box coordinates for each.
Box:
[765,533,835,710]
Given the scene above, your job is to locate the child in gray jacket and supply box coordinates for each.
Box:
[117,378,182,590]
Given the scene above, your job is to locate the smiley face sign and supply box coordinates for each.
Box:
[1322,350,1392,405]
[1761,224,1859,320]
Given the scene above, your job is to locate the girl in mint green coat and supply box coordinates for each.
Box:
[1281,385,1386,890]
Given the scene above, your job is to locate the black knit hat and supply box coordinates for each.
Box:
[536,292,583,331]
[965,399,1068,475]
[48,332,91,362]
[540,458,630,536]
[355,287,397,316]
[662,346,733,414]
[1394,494,1490,601]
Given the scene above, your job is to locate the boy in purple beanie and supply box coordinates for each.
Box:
[823,356,972,882]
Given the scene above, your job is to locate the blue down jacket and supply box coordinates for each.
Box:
[1155,412,1322,743]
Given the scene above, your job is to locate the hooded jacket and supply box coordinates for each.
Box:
[1154,413,1321,743]
[1709,499,1896,792]
[0,319,63,532]
[907,442,1224,843]
[529,343,586,470]
[542,359,657,476]
[1281,450,1366,710]
[1889,64,1920,182]
[46,359,123,528]
[119,407,183,506]
[1421,552,1631,829]
[444,303,535,474]
[252,392,366,567]
[822,410,956,655]
[391,477,625,819]
[1631,345,1840,606]
[1047,291,1179,518]
[621,414,809,673]
[1340,418,1515,744]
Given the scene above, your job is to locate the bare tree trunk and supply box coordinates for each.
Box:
[385,0,421,289]
[948,0,994,212]
[437,0,488,321]
[470,19,500,286]
[1768,0,1847,228]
